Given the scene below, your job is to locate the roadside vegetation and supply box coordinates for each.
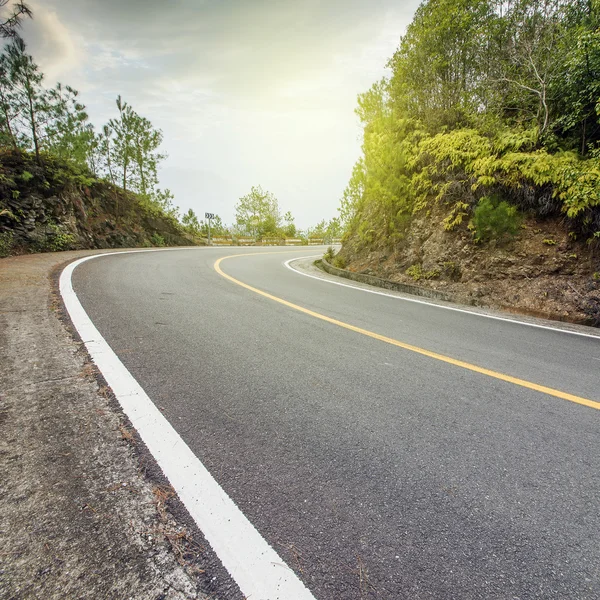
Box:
[0,2,193,257]
[339,0,599,247]
[334,0,600,325]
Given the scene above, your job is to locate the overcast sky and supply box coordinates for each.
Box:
[21,0,420,228]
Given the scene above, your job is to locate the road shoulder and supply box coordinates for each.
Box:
[0,250,232,599]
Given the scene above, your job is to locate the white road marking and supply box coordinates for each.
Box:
[284,256,600,340]
[60,249,316,600]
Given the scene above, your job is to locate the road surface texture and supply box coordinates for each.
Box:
[72,247,600,600]
[0,249,231,600]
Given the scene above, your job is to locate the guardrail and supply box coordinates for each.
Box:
[211,237,234,245]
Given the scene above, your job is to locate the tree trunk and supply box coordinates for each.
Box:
[24,73,40,165]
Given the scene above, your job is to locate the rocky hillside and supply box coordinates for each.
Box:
[337,208,600,326]
[0,150,196,257]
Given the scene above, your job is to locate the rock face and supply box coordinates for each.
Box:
[338,204,600,326]
[0,150,195,256]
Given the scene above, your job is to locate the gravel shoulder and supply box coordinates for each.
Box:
[0,249,232,600]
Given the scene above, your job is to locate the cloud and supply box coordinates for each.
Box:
[23,0,85,84]
[15,0,420,227]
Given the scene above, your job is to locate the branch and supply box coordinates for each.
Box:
[496,77,542,97]
[0,1,32,39]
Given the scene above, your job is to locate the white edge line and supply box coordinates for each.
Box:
[284,256,600,341]
[59,248,316,600]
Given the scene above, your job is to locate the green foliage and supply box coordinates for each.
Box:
[332,255,347,269]
[48,227,75,251]
[181,208,200,235]
[542,238,557,245]
[324,246,335,262]
[282,211,296,237]
[150,233,165,247]
[0,230,14,256]
[340,0,600,252]
[472,196,521,242]
[405,264,440,281]
[0,39,180,238]
[31,222,76,253]
[235,185,281,238]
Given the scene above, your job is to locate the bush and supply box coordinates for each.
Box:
[150,233,165,247]
[472,196,521,242]
[31,223,76,252]
[0,230,14,257]
[324,246,335,262]
[333,255,347,269]
[405,264,440,281]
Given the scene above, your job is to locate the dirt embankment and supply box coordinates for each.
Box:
[0,150,197,257]
[338,208,600,326]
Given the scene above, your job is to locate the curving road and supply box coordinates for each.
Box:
[72,247,600,599]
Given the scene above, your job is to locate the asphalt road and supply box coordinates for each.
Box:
[72,247,600,599]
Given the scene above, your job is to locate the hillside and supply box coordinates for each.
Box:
[0,150,195,257]
[337,0,600,326]
[337,206,600,325]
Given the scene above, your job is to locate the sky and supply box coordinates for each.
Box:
[20,0,420,229]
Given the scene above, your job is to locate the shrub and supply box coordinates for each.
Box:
[150,233,165,247]
[472,196,521,242]
[324,246,335,261]
[0,231,14,257]
[31,223,76,252]
[406,264,440,281]
[333,255,347,269]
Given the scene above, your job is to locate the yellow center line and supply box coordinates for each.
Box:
[214,252,600,411]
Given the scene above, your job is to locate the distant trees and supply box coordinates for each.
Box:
[235,185,282,238]
[181,208,200,235]
[305,217,342,242]
[282,211,296,237]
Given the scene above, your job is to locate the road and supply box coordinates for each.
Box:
[71,247,600,599]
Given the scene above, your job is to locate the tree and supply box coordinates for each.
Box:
[0,0,31,40]
[130,112,164,198]
[0,50,18,148]
[235,185,281,237]
[339,159,365,229]
[325,217,342,242]
[200,214,228,237]
[182,208,200,235]
[5,37,48,164]
[307,219,327,239]
[46,83,94,167]
[109,95,135,191]
[282,210,296,237]
[106,96,166,203]
[153,187,178,218]
[99,124,116,184]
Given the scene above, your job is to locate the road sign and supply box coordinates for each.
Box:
[205,213,215,220]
